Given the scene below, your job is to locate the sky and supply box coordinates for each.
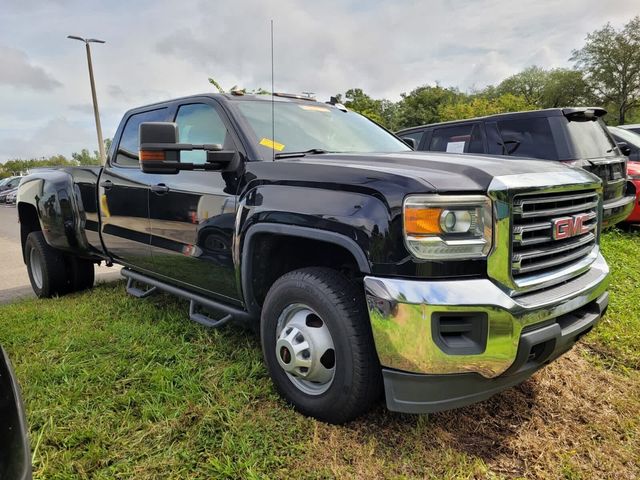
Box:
[0,0,638,163]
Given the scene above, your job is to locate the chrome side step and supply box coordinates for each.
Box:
[121,268,253,329]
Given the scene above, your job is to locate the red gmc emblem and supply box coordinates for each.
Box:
[552,213,591,240]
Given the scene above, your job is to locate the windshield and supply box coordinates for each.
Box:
[565,118,618,160]
[234,100,410,159]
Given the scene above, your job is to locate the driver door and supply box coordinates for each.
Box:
[147,101,242,302]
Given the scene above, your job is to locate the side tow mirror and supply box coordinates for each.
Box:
[138,122,239,174]
[617,141,631,157]
[401,137,417,149]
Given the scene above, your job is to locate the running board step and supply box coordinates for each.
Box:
[126,277,157,298]
[120,268,253,329]
[189,301,233,329]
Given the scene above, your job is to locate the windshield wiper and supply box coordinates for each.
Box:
[275,148,331,159]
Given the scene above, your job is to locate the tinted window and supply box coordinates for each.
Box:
[115,108,168,167]
[174,103,230,164]
[565,119,617,160]
[429,124,483,154]
[400,130,424,149]
[496,117,557,159]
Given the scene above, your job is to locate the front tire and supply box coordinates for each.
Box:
[261,267,382,424]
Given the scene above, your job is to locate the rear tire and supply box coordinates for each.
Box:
[261,267,382,424]
[66,256,95,292]
[24,231,68,298]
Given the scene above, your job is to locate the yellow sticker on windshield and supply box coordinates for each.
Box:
[259,138,285,151]
[299,105,330,112]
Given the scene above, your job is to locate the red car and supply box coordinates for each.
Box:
[626,161,640,223]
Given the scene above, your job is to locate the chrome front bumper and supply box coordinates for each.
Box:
[364,252,610,379]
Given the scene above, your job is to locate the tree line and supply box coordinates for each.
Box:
[335,16,640,130]
[0,139,111,179]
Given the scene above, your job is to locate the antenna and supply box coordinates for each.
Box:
[271,19,275,162]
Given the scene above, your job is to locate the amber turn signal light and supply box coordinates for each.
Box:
[139,150,165,161]
[404,207,443,235]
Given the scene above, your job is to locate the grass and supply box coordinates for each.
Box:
[0,230,638,479]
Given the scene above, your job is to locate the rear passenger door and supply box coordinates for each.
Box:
[99,108,169,272]
[146,100,242,302]
[427,123,484,154]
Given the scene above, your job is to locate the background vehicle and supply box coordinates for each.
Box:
[624,161,640,224]
[0,347,32,480]
[0,187,18,204]
[0,176,23,193]
[618,124,640,135]
[397,108,636,227]
[16,93,610,423]
[608,126,640,161]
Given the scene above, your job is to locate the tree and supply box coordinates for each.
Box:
[496,66,548,105]
[571,16,640,124]
[394,85,462,129]
[71,139,112,165]
[496,66,590,108]
[337,88,388,126]
[438,94,535,122]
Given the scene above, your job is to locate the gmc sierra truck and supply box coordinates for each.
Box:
[17,93,610,423]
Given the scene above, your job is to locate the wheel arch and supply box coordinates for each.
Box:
[240,223,371,318]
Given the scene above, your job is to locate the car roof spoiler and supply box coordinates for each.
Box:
[562,107,607,120]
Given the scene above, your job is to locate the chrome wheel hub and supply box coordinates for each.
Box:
[30,249,43,289]
[275,304,336,395]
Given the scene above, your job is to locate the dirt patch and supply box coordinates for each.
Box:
[294,347,640,479]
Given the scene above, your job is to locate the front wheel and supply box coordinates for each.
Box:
[261,267,382,424]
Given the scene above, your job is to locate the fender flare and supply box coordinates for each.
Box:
[240,223,371,317]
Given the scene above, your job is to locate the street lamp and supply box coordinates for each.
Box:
[67,35,106,165]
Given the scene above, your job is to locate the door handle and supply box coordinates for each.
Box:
[99,180,113,190]
[151,183,170,194]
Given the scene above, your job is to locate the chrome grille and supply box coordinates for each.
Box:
[512,190,599,279]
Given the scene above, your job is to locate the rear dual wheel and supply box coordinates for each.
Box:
[261,267,382,424]
[24,231,95,298]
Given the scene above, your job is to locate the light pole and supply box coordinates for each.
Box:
[67,35,106,165]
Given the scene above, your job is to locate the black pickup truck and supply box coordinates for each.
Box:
[397,108,636,227]
[17,93,610,423]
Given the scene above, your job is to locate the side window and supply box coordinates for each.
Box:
[115,108,168,167]
[496,117,558,159]
[175,103,230,165]
[400,130,424,149]
[429,124,483,154]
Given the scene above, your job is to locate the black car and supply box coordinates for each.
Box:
[397,108,636,227]
[608,126,640,161]
[0,347,31,480]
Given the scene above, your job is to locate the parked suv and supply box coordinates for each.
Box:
[397,108,636,227]
[17,93,610,423]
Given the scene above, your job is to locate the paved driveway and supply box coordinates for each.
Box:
[0,206,121,303]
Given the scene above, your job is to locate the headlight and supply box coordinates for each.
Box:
[403,194,493,259]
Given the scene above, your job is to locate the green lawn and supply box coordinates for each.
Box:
[0,231,639,479]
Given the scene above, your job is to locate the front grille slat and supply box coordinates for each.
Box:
[511,189,599,283]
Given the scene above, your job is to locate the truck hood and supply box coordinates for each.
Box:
[292,151,592,192]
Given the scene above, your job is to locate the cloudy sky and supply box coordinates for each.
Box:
[0,0,637,162]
